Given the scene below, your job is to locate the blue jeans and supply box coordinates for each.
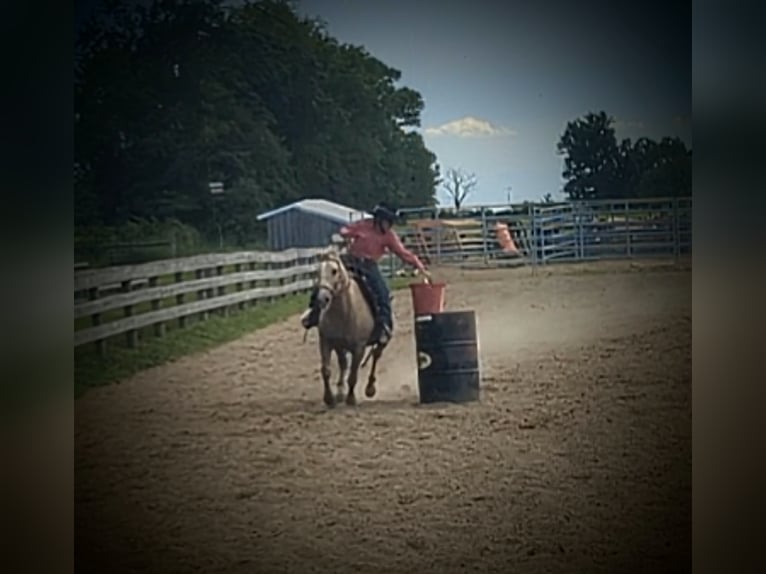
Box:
[361,259,392,334]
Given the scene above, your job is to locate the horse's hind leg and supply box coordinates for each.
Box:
[345,348,365,406]
[365,345,384,398]
[335,349,349,403]
[319,335,335,408]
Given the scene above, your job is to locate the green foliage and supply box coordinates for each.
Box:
[557,111,692,200]
[75,218,205,265]
[75,0,439,246]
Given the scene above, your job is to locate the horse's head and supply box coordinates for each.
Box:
[315,251,350,310]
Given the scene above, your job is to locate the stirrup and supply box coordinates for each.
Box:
[376,325,392,347]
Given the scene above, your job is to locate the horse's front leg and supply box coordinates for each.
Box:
[319,335,335,408]
[345,347,365,406]
[365,345,385,398]
[335,348,349,404]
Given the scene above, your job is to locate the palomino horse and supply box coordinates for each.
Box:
[312,250,386,407]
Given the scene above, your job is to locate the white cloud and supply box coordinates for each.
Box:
[423,116,516,138]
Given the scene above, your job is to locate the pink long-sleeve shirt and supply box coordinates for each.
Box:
[340,219,426,272]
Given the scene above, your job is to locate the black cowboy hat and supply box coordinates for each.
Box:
[371,202,400,224]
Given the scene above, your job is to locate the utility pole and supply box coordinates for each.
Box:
[209,181,225,249]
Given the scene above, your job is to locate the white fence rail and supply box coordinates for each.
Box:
[74,247,327,354]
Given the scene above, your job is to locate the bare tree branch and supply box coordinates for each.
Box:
[441,167,478,211]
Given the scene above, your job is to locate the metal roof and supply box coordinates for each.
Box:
[256,198,371,225]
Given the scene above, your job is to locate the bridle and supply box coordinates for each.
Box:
[316,253,351,300]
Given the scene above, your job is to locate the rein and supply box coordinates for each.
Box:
[316,273,350,295]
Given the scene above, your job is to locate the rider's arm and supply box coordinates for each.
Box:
[339,220,364,239]
[386,230,427,272]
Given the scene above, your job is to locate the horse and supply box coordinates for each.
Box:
[312,249,387,407]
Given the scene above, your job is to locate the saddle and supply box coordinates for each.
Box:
[339,254,379,315]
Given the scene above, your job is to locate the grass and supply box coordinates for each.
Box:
[74,276,412,399]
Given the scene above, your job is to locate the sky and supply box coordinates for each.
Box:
[75,0,691,207]
[296,0,692,206]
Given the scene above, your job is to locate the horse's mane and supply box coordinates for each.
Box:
[319,248,343,263]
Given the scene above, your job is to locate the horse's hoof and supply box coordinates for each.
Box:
[324,394,336,408]
[335,392,346,404]
[365,384,376,398]
[346,394,357,406]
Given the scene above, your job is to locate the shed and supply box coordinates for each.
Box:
[256,198,371,251]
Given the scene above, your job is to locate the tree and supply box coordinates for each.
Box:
[74,0,440,245]
[441,167,478,211]
[557,111,623,200]
[557,111,692,201]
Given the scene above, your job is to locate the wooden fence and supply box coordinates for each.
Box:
[75,197,692,354]
[74,247,327,354]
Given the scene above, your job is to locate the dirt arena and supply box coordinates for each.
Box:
[75,260,692,573]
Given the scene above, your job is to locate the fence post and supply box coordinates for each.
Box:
[672,196,680,263]
[122,280,139,348]
[175,271,186,328]
[625,201,632,258]
[481,206,489,265]
[88,287,107,357]
[435,208,442,265]
[576,202,584,261]
[216,265,228,314]
[528,203,538,267]
[149,276,165,338]
[203,267,214,321]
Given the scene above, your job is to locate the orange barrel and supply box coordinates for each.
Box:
[414,310,480,404]
[408,281,446,316]
[495,222,519,254]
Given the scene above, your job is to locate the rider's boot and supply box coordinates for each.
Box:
[378,324,392,346]
[301,287,321,330]
[373,318,392,347]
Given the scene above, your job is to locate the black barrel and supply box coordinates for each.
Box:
[414,310,480,404]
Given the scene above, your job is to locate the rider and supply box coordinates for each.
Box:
[300,202,430,346]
